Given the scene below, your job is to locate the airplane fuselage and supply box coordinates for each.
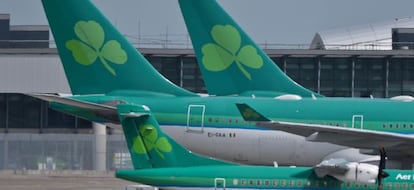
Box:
[51,93,414,166]
[116,165,412,190]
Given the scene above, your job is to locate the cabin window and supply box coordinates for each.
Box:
[395,183,400,189]
[411,183,414,189]
[323,181,328,187]
[402,183,408,189]
[235,119,238,123]
[232,179,238,186]
[306,181,311,187]
[215,118,219,123]
[257,180,261,186]
[342,123,346,127]
[346,182,351,187]
[363,183,368,188]
[396,124,399,128]
[228,118,232,123]
[354,183,360,188]
[281,180,286,186]
[241,179,246,185]
[264,180,269,186]
[272,180,278,186]
[249,180,254,185]
[411,124,413,128]
[297,180,303,186]
[382,124,386,128]
[289,180,294,187]
[208,118,212,123]
[386,183,392,189]
[403,124,407,128]
[389,124,393,128]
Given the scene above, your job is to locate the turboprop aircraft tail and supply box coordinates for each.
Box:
[117,104,235,169]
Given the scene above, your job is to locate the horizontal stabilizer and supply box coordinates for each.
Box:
[120,112,149,119]
[27,93,119,123]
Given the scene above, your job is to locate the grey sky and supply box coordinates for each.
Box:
[1,0,414,45]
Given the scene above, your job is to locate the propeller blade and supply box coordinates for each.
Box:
[377,147,388,190]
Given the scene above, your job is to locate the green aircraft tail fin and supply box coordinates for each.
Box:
[117,104,235,169]
[41,0,195,97]
[179,0,320,97]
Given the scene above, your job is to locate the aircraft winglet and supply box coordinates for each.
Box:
[236,103,270,122]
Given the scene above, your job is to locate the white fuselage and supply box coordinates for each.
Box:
[161,125,373,166]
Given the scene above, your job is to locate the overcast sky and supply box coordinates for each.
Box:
[1,0,414,45]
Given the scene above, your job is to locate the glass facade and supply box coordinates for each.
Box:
[354,58,387,98]
[285,57,318,92]
[145,54,414,98]
[0,94,91,132]
[389,58,414,97]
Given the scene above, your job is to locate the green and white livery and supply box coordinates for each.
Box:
[179,0,318,97]
[116,104,411,190]
[37,0,414,169]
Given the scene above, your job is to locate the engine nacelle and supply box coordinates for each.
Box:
[331,162,379,184]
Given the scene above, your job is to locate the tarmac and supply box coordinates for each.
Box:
[0,170,136,190]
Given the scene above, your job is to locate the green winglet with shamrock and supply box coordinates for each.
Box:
[66,20,127,76]
[132,124,172,159]
[201,25,263,80]
[236,103,270,122]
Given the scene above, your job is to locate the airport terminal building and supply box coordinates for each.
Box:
[1,14,414,171]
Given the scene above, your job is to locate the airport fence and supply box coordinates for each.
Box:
[0,133,132,171]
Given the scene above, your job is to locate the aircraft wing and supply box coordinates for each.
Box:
[236,103,414,155]
[27,93,120,123]
[258,121,414,148]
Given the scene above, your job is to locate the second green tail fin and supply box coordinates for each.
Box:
[117,104,235,169]
[42,0,195,97]
[179,0,319,97]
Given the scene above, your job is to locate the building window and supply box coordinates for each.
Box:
[320,58,352,97]
[285,57,318,92]
[355,58,386,98]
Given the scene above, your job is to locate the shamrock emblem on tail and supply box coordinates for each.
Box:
[66,20,127,76]
[202,25,263,80]
[132,124,172,159]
